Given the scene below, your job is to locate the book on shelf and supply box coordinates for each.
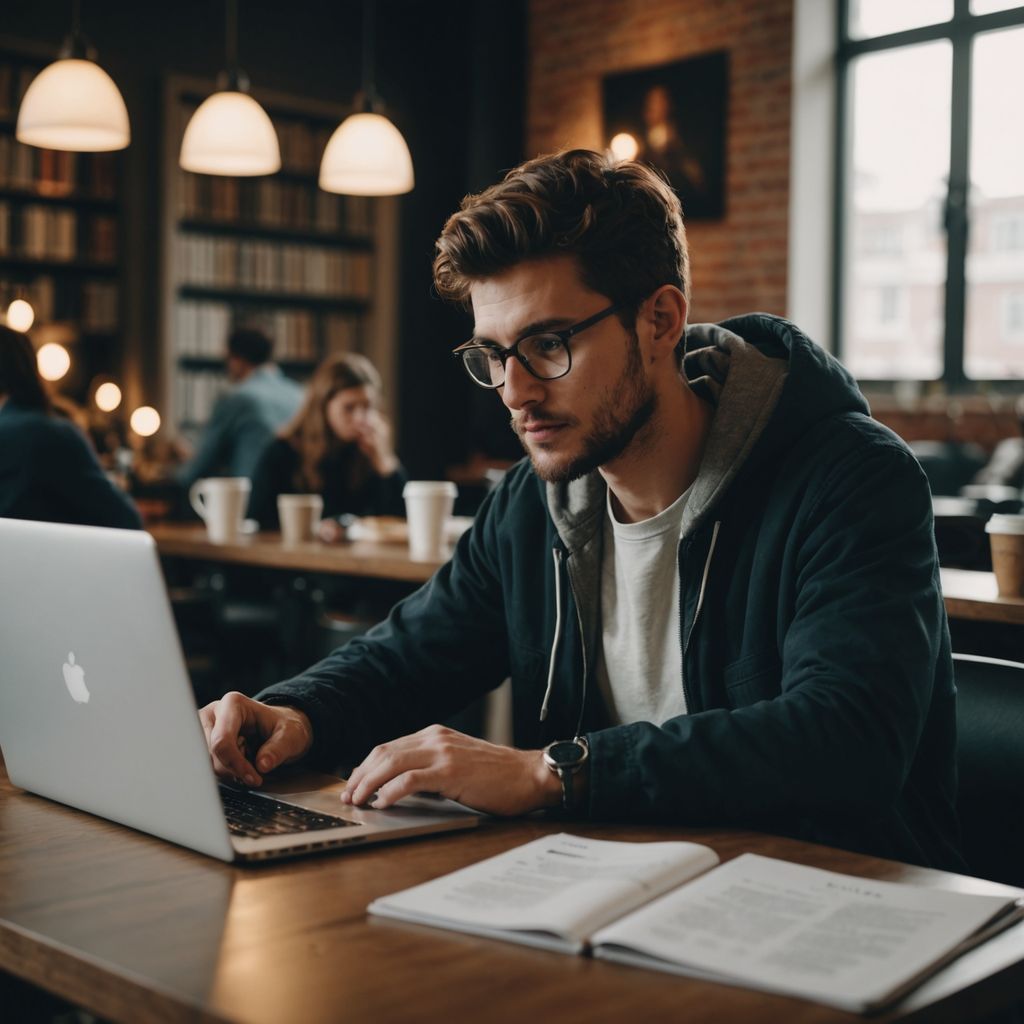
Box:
[368,833,1024,1015]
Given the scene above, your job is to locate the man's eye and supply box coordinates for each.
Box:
[531,335,563,355]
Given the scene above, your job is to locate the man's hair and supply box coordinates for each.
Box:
[433,149,690,317]
[228,327,273,366]
[0,325,51,413]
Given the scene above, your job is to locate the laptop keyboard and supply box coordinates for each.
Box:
[219,785,361,839]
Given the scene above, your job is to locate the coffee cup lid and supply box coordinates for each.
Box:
[985,513,1024,536]
[403,481,458,497]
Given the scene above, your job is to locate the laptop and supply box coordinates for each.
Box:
[0,518,479,862]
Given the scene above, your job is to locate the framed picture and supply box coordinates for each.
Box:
[603,51,729,221]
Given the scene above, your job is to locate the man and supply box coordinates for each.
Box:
[176,327,304,488]
[201,150,962,871]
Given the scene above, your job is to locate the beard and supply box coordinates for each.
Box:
[512,331,657,483]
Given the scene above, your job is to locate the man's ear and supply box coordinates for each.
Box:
[646,286,687,359]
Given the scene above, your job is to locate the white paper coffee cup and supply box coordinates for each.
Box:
[189,477,251,543]
[278,494,324,545]
[403,481,457,561]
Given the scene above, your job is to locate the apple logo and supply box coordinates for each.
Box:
[62,652,90,704]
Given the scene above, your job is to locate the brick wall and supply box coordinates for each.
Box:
[526,0,794,324]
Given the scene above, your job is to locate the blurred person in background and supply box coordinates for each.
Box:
[973,396,1024,493]
[247,352,406,532]
[176,327,303,489]
[0,325,141,530]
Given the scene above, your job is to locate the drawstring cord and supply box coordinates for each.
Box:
[539,547,564,722]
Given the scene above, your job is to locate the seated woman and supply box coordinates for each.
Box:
[0,325,142,530]
[247,352,406,531]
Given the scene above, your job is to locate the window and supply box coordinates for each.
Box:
[835,1,1024,384]
[991,215,1024,252]
[1004,292,1024,340]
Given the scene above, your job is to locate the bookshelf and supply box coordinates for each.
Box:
[0,48,123,397]
[161,76,399,436]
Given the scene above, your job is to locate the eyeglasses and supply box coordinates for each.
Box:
[452,303,623,389]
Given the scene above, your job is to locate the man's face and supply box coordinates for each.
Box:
[469,256,656,483]
[225,354,249,383]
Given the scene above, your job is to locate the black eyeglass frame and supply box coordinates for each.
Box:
[452,302,625,389]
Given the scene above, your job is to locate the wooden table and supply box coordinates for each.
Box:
[151,527,1023,629]
[1,763,1022,1024]
[150,522,444,584]
[940,567,1024,627]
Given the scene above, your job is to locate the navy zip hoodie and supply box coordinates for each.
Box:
[259,314,964,872]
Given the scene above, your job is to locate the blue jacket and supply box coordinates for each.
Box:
[177,365,304,486]
[260,315,963,871]
[0,401,142,530]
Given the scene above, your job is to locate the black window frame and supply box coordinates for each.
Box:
[832,0,1024,392]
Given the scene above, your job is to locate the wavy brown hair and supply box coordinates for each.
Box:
[279,352,382,493]
[0,325,51,412]
[433,149,690,322]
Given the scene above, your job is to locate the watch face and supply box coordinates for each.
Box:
[547,740,585,767]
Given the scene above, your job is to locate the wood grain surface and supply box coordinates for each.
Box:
[940,567,1024,626]
[1,762,1022,1024]
[149,523,443,583]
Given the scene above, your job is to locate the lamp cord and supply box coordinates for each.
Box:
[226,0,238,74]
[362,0,376,109]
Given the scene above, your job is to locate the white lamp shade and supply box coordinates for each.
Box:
[179,91,281,176]
[319,112,414,196]
[16,58,130,152]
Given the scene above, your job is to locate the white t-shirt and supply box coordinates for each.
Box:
[596,487,690,726]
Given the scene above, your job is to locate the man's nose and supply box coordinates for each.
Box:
[499,355,543,411]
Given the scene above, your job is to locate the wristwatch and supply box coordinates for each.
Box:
[542,736,589,812]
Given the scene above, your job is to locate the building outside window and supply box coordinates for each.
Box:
[835,0,1024,385]
[1004,291,1024,342]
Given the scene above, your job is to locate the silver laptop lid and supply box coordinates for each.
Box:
[0,519,235,861]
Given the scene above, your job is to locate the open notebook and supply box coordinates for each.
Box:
[368,833,1023,1015]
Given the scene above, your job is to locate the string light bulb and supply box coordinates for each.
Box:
[37,342,71,381]
[130,406,160,437]
[94,381,122,412]
[6,298,35,333]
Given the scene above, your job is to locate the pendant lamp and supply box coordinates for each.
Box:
[179,0,280,176]
[319,0,414,196]
[16,0,130,152]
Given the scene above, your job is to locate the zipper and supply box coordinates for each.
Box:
[680,520,722,711]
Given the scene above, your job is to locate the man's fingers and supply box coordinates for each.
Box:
[344,731,458,806]
[210,749,240,782]
[253,717,307,774]
[371,768,435,809]
[207,695,262,785]
[199,694,312,787]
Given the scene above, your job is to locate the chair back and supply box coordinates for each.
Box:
[953,653,1024,887]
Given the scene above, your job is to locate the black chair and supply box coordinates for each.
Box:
[953,653,1024,887]
[911,440,988,497]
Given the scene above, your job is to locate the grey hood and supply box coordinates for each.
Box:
[545,321,789,550]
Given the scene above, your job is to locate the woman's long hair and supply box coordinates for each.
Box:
[280,352,383,493]
[0,325,51,413]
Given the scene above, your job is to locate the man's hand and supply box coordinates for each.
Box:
[198,692,314,786]
[355,410,399,477]
[341,725,564,816]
